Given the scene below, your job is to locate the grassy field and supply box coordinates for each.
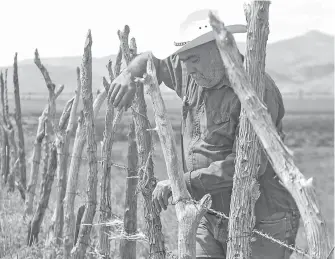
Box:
[0,94,334,258]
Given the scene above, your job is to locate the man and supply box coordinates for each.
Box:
[109,9,300,259]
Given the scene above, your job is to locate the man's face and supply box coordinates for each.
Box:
[178,41,227,88]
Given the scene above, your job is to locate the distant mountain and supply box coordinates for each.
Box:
[1,30,334,96]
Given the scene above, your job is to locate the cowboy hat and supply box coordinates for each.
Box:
[151,9,247,60]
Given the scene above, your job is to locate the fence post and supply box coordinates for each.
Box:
[13,53,27,191]
[225,2,270,258]
[119,121,139,259]
[0,72,10,186]
[140,55,212,259]
[27,143,58,246]
[209,11,331,259]
[71,30,99,259]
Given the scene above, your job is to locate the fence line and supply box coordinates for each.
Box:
[21,149,314,257]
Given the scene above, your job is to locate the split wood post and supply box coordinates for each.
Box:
[40,131,50,198]
[209,11,332,259]
[114,27,143,259]
[119,121,138,259]
[4,125,19,193]
[27,143,58,246]
[63,50,117,259]
[25,108,48,216]
[97,46,123,258]
[44,99,76,258]
[46,67,81,252]
[225,1,271,258]
[139,55,212,259]
[98,77,114,258]
[34,49,60,137]
[1,69,16,192]
[116,31,141,259]
[3,70,12,188]
[0,71,10,185]
[27,96,72,247]
[63,111,86,259]
[26,50,64,215]
[13,53,27,191]
[128,37,166,258]
[71,30,99,259]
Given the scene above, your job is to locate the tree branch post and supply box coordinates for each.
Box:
[27,143,57,246]
[209,11,331,259]
[225,2,270,258]
[25,108,47,216]
[0,72,10,186]
[71,30,99,259]
[119,121,139,259]
[128,37,166,258]
[140,55,212,259]
[13,53,27,191]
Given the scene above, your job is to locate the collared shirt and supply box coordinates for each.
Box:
[157,54,298,219]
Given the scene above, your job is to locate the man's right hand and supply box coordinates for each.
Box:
[108,70,136,111]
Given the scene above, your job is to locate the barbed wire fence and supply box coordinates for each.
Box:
[17,125,315,258]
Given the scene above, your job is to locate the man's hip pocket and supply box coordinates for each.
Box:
[251,212,294,259]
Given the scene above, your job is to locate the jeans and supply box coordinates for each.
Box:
[196,210,300,258]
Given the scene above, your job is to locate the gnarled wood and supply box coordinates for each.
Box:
[25,108,47,216]
[5,126,18,193]
[44,98,75,257]
[71,30,99,259]
[0,72,10,185]
[63,111,86,258]
[119,121,138,259]
[34,49,62,136]
[47,66,81,253]
[141,55,212,259]
[129,37,166,258]
[13,53,27,191]
[27,143,57,246]
[98,76,115,258]
[226,2,269,258]
[209,11,331,259]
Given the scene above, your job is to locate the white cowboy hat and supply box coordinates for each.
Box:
[152,9,247,60]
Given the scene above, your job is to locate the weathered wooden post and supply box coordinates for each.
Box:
[98,47,123,258]
[13,53,27,191]
[128,39,166,259]
[63,46,117,259]
[225,2,270,258]
[45,67,81,256]
[25,49,64,216]
[139,55,212,259]
[119,121,139,259]
[209,11,331,259]
[0,71,10,186]
[71,30,99,259]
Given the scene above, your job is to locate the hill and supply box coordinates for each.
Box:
[1,30,334,96]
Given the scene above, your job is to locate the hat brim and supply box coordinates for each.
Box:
[152,24,247,60]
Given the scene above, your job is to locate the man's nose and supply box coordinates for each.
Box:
[185,62,196,74]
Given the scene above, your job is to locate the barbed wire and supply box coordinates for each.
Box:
[9,104,329,258]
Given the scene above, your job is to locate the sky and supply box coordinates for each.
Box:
[0,0,334,67]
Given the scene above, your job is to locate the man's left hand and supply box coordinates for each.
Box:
[152,180,172,213]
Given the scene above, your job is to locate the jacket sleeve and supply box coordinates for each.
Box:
[157,54,187,98]
[183,75,283,200]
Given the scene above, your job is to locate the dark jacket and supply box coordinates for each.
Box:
[157,54,298,221]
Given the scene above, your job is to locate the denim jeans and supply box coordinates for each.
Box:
[196,210,300,258]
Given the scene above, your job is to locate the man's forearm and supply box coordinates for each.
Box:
[125,51,161,83]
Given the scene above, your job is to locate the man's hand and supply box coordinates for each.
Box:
[152,179,172,213]
[108,70,136,110]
